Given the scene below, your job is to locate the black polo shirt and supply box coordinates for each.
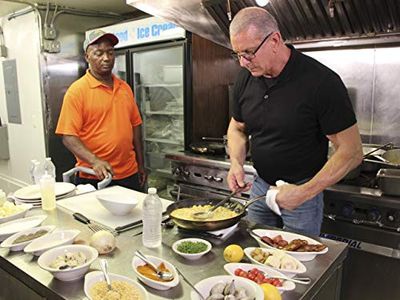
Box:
[232,45,356,184]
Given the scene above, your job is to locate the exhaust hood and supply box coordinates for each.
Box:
[127,0,400,49]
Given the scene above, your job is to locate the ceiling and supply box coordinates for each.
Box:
[0,0,138,18]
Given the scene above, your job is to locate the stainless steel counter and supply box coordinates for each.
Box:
[0,205,347,300]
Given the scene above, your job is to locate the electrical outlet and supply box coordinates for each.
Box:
[43,25,57,40]
[43,40,61,53]
[0,45,6,57]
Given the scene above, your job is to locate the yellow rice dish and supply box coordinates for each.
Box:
[90,280,141,300]
[171,205,238,221]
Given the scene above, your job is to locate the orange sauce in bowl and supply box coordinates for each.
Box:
[137,262,173,282]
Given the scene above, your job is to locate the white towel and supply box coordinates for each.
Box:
[265,180,288,216]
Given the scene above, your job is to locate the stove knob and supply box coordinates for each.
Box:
[204,175,213,180]
[367,208,381,222]
[172,167,181,176]
[387,211,399,222]
[341,204,354,218]
[182,170,190,177]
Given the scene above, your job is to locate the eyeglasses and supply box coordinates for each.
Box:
[231,32,273,61]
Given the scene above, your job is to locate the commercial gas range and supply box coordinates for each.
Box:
[166,152,400,300]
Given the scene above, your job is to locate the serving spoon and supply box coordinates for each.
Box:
[99,259,120,296]
[192,184,249,220]
[134,250,174,281]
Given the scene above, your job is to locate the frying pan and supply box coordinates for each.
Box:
[189,142,226,155]
[166,195,265,231]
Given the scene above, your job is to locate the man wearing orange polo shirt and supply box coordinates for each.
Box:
[56,30,146,191]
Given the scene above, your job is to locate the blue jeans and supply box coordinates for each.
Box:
[247,175,324,236]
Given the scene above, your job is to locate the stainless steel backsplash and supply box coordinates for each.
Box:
[304,46,400,146]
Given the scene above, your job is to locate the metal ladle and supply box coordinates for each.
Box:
[135,250,174,281]
[192,184,248,220]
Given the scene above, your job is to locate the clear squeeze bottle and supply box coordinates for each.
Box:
[40,174,56,211]
[142,187,162,248]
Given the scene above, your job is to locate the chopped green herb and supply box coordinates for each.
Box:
[177,241,208,254]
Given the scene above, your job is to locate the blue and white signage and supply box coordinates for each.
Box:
[86,17,185,48]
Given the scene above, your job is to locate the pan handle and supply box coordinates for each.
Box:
[363,142,394,158]
[244,194,266,209]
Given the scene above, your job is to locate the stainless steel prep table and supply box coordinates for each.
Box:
[0,207,347,300]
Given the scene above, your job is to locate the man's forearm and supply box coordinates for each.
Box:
[133,126,144,169]
[300,125,363,200]
[62,135,98,165]
[300,148,362,199]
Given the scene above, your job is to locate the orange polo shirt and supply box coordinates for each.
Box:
[56,70,142,179]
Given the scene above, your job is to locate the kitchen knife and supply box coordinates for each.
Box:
[115,219,143,233]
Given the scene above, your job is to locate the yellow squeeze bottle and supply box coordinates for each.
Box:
[40,174,56,211]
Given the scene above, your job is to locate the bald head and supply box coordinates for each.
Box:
[230,7,279,38]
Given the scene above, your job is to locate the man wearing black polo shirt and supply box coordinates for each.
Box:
[227,7,363,235]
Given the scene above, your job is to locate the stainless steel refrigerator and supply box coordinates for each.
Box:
[103,18,191,197]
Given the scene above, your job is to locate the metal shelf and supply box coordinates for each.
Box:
[144,110,183,115]
[138,83,182,87]
[145,138,184,145]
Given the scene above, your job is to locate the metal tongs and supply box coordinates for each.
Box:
[363,142,394,158]
[192,184,249,220]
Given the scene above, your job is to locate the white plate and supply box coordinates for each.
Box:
[14,183,76,200]
[244,247,306,277]
[132,254,179,290]
[0,215,47,241]
[38,245,98,281]
[223,262,296,291]
[190,275,264,300]
[252,229,328,261]
[0,203,33,224]
[84,271,149,300]
[1,225,56,251]
[172,238,212,260]
[24,229,80,256]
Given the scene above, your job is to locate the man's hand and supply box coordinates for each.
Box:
[227,161,251,192]
[138,165,147,187]
[274,183,307,210]
[92,158,113,180]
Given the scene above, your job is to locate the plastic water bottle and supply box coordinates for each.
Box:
[32,161,44,185]
[29,160,39,184]
[142,187,162,248]
[40,174,56,211]
[43,157,56,179]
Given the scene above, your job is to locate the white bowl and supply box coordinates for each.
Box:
[84,271,149,300]
[24,229,80,256]
[132,254,179,290]
[190,275,264,300]
[0,203,33,224]
[1,225,56,251]
[0,215,47,241]
[224,262,296,291]
[96,193,138,216]
[252,229,328,261]
[244,247,306,277]
[172,238,212,260]
[38,244,98,281]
